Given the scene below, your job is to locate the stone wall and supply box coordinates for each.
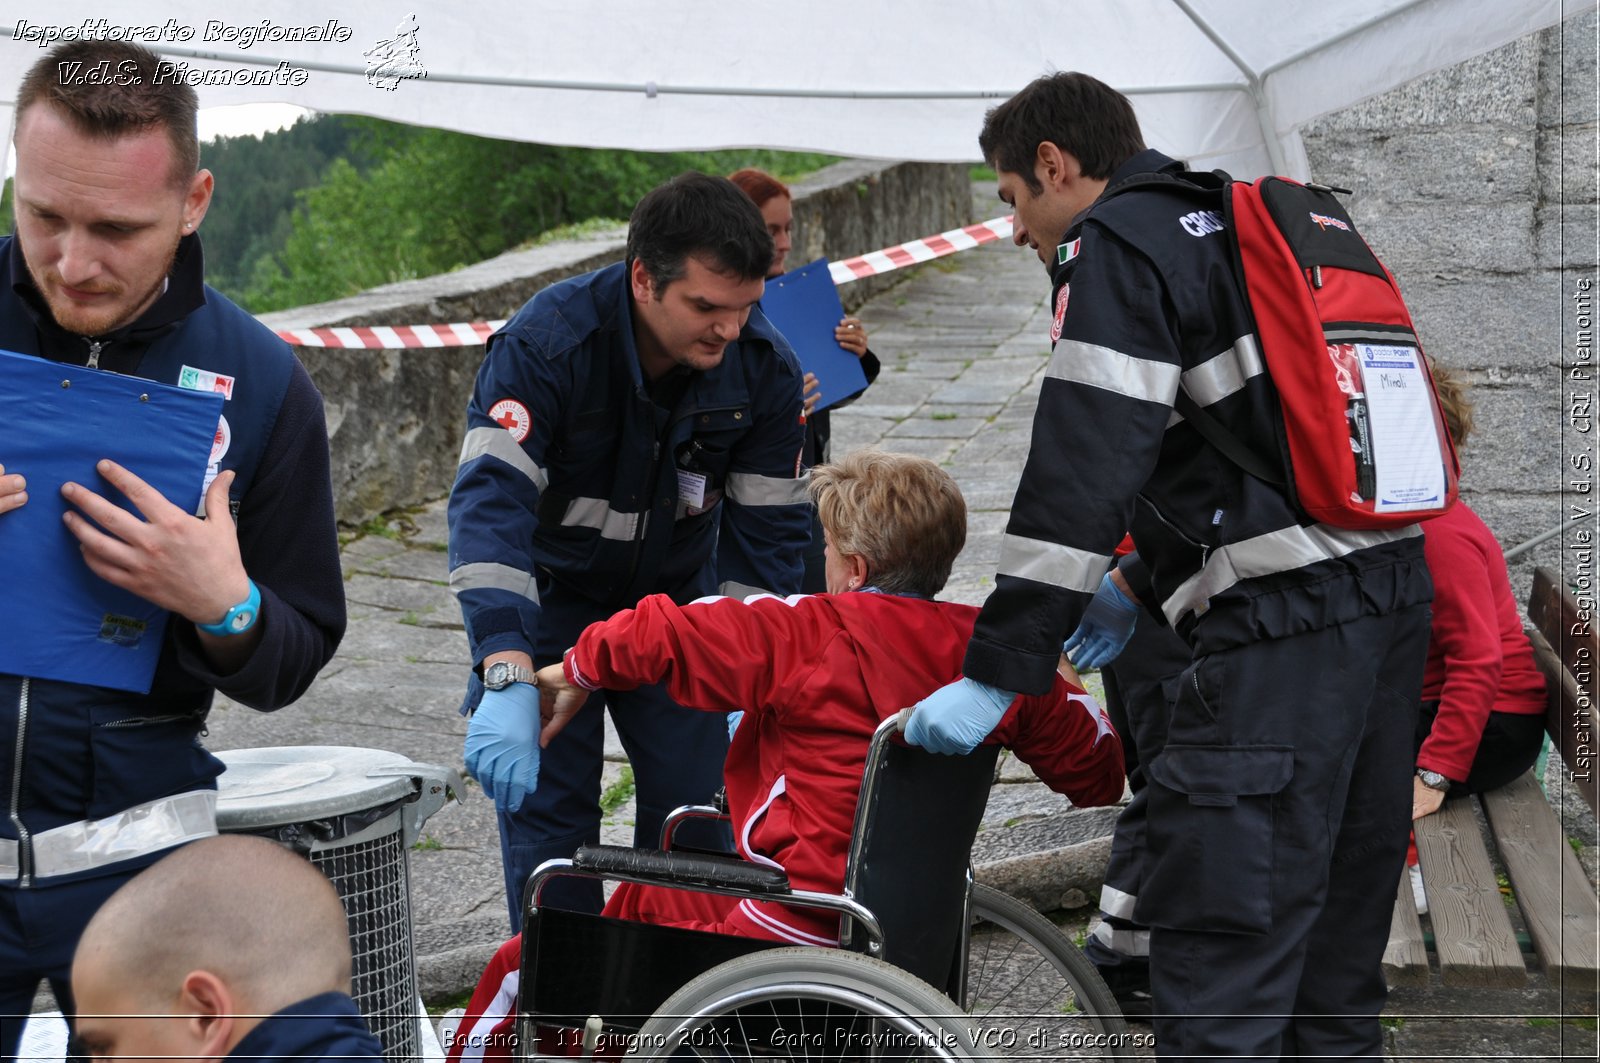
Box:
[257,160,971,526]
[1299,10,1597,591]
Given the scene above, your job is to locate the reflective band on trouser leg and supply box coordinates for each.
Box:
[1,790,218,881]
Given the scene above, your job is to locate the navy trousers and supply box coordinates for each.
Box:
[497,589,731,930]
[1142,604,1429,1062]
[1,870,139,1060]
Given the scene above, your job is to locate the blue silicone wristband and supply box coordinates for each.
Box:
[197,579,261,636]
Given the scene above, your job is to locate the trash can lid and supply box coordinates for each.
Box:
[214,745,428,829]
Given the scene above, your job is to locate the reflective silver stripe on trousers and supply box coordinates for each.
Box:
[562,497,643,541]
[0,790,217,881]
[1088,919,1151,957]
[996,534,1111,595]
[449,562,541,604]
[1167,333,1264,428]
[1099,881,1139,920]
[1046,339,1182,405]
[458,426,548,492]
[1162,522,1422,627]
[726,471,810,507]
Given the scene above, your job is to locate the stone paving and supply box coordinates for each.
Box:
[195,185,1595,1055]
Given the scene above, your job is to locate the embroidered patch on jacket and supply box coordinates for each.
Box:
[488,398,532,443]
[177,365,236,400]
[1056,238,1080,265]
[209,415,232,463]
[1050,284,1071,343]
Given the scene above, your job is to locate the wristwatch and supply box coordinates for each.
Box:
[1416,768,1452,793]
[483,660,538,691]
[197,580,261,637]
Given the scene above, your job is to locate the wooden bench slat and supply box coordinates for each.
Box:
[1527,624,1600,818]
[1530,567,1599,707]
[1414,797,1527,987]
[1383,865,1431,987]
[1480,771,1600,987]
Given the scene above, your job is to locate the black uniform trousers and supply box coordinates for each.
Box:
[1085,618,1191,976]
[1142,604,1429,1062]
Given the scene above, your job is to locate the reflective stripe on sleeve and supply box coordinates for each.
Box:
[725,471,810,507]
[457,426,548,492]
[997,533,1112,595]
[561,497,643,541]
[1162,522,1423,627]
[1046,339,1181,405]
[449,562,541,603]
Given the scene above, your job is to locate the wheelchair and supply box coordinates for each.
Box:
[516,714,1128,1060]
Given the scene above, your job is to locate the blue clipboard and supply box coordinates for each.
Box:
[758,258,868,413]
[0,348,224,693]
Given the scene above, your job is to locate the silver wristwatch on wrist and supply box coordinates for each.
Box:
[1416,768,1452,793]
[483,661,537,691]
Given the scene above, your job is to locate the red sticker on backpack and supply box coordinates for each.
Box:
[488,399,531,442]
[1050,284,1070,343]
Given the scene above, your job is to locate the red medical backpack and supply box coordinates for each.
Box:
[1114,171,1460,530]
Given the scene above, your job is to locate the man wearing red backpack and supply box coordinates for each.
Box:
[906,72,1435,1060]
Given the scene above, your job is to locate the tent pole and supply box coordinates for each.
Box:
[1168,0,1287,173]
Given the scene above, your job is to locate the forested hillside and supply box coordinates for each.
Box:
[2,115,833,315]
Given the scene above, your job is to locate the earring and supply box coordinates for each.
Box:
[847,579,858,589]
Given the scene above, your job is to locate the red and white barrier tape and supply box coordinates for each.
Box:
[273,215,1016,350]
[826,215,1014,285]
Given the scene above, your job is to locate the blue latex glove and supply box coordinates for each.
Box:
[1063,571,1140,670]
[464,682,542,811]
[727,710,744,739]
[904,677,1018,755]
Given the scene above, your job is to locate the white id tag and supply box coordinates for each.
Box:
[677,469,708,509]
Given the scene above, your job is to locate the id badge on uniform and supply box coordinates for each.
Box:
[677,468,708,510]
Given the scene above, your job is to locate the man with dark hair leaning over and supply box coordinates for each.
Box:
[0,41,345,1055]
[448,172,810,927]
[907,73,1433,1060]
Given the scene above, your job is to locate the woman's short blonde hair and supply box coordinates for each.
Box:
[809,448,967,597]
[1429,362,1475,448]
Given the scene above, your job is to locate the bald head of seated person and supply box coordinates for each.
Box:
[70,835,384,1063]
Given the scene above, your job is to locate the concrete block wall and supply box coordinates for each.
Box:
[257,160,971,526]
[1300,10,1598,592]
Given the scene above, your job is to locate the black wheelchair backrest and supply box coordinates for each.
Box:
[842,714,1001,987]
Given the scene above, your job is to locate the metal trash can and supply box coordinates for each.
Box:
[215,746,458,1061]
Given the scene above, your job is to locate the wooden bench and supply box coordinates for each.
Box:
[1384,566,1599,994]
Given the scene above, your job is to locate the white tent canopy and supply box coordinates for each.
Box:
[1,0,1590,181]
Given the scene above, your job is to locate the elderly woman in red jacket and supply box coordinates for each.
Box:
[536,447,1124,943]
[443,449,1123,1062]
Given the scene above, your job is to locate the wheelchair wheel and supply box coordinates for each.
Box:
[965,884,1131,1058]
[624,945,980,1060]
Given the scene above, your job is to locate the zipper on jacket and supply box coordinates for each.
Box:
[85,340,104,369]
[9,678,33,886]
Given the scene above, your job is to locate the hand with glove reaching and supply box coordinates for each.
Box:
[1063,570,1140,670]
[464,681,542,812]
[904,676,1018,755]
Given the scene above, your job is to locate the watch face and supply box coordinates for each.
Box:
[229,609,256,633]
[484,662,509,689]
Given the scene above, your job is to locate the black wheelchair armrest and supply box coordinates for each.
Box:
[572,844,792,895]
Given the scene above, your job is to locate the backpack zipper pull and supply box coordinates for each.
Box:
[1312,265,1324,289]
